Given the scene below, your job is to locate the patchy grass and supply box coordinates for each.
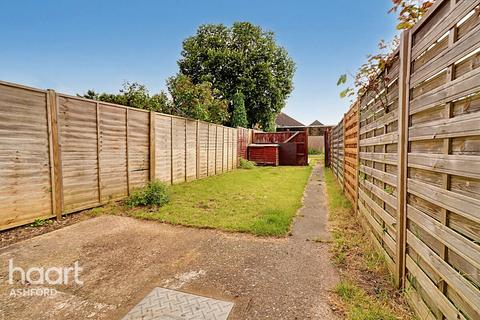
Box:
[308,154,324,166]
[122,165,312,236]
[323,167,414,320]
[335,280,397,320]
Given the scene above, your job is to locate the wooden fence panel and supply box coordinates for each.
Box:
[232,128,238,168]
[127,109,150,190]
[358,50,401,275]
[208,124,216,176]
[185,119,197,181]
[223,127,229,171]
[99,103,128,201]
[331,119,344,186]
[198,122,209,178]
[59,96,99,212]
[229,128,235,170]
[215,125,223,174]
[405,1,480,318]
[172,117,186,184]
[237,128,249,161]
[155,114,172,183]
[0,83,53,230]
[344,103,358,204]
[0,80,242,230]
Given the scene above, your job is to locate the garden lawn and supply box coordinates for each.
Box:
[129,165,312,236]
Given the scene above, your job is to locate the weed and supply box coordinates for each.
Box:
[384,185,394,195]
[239,158,256,169]
[30,218,51,227]
[308,148,322,155]
[125,180,169,207]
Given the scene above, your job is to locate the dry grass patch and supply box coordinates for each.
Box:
[323,167,414,320]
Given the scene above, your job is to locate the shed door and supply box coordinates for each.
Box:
[279,143,296,165]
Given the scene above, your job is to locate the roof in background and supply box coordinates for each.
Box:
[309,120,323,126]
[275,112,305,127]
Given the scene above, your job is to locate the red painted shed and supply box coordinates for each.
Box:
[248,144,279,166]
[248,131,308,166]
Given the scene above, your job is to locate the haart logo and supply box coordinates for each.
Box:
[7,258,83,297]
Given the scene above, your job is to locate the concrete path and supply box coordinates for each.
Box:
[292,162,331,242]
[0,163,339,320]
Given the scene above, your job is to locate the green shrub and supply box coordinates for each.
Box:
[308,148,322,155]
[239,158,256,169]
[126,180,169,207]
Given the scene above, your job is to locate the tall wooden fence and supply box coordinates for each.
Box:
[0,80,252,231]
[331,119,344,188]
[328,1,480,318]
[343,103,359,204]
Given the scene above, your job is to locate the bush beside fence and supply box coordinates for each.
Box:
[328,0,480,318]
[0,80,253,231]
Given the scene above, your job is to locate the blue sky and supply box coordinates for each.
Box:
[0,1,398,125]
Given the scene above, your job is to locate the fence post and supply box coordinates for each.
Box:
[149,111,156,181]
[395,30,411,289]
[46,89,64,221]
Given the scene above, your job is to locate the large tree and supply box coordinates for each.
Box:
[231,91,248,128]
[178,22,295,130]
[167,74,229,124]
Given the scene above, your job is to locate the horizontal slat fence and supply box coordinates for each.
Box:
[0,80,249,231]
[331,119,344,187]
[358,49,401,276]
[405,1,480,318]
[343,103,359,204]
[327,1,480,318]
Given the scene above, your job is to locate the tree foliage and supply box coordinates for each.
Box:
[231,91,248,128]
[80,82,171,113]
[337,1,434,106]
[337,38,399,106]
[177,22,296,130]
[390,0,435,30]
[79,77,229,125]
[167,74,229,124]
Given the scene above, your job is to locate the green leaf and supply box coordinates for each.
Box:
[337,74,347,86]
[339,88,353,99]
[396,21,413,30]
